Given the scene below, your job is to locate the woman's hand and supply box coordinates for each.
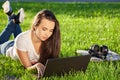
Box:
[27,62,45,79]
[35,63,45,78]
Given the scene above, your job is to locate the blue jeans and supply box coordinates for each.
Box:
[0,40,14,54]
[0,15,22,54]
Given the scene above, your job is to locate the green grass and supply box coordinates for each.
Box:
[0,2,120,80]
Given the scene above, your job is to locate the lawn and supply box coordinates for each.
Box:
[0,2,120,80]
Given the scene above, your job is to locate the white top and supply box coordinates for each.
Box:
[6,30,39,63]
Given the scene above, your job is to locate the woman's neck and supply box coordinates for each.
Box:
[31,30,41,54]
[31,30,42,44]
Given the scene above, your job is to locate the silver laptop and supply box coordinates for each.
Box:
[43,55,91,77]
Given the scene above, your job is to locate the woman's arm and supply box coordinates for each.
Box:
[16,48,32,68]
[16,48,45,72]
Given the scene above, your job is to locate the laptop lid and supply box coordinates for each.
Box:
[43,55,91,77]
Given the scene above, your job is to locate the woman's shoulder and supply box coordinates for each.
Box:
[14,30,32,45]
[16,30,31,39]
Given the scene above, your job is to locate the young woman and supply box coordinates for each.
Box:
[0,1,61,77]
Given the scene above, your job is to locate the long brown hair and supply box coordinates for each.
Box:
[31,9,61,65]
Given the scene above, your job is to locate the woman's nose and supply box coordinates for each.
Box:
[45,31,50,37]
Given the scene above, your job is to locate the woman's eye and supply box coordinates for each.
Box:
[50,30,53,32]
[42,28,46,31]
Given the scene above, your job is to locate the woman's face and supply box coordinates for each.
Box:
[34,18,55,41]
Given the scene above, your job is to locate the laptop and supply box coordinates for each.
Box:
[43,55,91,77]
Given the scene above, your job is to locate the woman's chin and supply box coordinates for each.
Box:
[41,38,47,41]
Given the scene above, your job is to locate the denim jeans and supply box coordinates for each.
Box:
[0,40,14,54]
[0,15,22,54]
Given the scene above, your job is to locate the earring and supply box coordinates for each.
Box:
[33,27,36,31]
